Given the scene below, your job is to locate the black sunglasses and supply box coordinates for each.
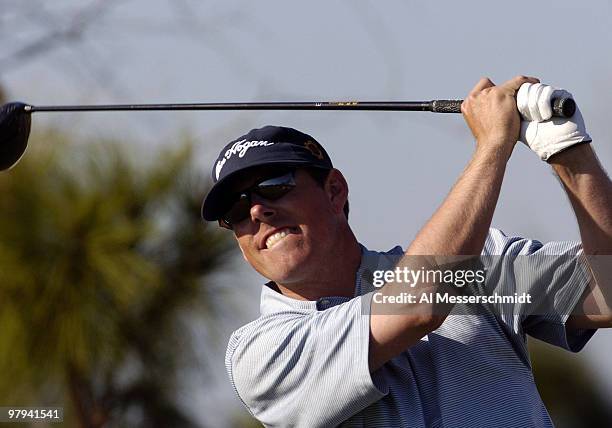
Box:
[218,170,296,229]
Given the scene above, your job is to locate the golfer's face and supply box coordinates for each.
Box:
[231,168,337,284]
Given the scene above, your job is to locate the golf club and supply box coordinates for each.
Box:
[0,97,575,171]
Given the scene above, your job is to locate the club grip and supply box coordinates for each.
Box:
[431,97,576,118]
[431,100,463,114]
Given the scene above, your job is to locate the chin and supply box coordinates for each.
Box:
[259,245,316,284]
[263,258,310,284]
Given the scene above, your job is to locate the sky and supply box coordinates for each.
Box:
[2,0,611,424]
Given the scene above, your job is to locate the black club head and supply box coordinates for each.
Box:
[0,102,31,171]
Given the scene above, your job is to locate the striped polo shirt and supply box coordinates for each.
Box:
[225,229,596,427]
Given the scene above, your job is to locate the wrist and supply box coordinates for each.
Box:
[474,140,514,164]
[550,143,609,191]
[549,142,595,171]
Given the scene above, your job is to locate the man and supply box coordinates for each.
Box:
[202,76,612,427]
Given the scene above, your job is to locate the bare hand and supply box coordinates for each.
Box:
[461,75,540,159]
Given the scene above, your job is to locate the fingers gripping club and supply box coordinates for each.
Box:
[517,83,589,161]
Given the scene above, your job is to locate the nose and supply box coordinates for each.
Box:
[249,194,276,223]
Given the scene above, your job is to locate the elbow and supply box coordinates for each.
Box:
[403,299,448,333]
[408,312,445,334]
[568,314,612,329]
[423,313,445,332]
[598,314,612,328]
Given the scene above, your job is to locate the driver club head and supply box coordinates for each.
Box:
[0,102,31,171]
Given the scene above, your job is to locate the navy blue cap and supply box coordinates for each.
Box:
[201,125,333,221]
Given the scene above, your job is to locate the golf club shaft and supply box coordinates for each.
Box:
[23,97,576,117]
[25,101,456,113]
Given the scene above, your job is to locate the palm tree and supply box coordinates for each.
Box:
[0,130,235,427]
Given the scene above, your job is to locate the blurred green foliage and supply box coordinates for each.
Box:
[0,129,234,427]
[530,338,612,428]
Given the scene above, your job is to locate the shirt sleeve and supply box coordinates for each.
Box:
[483,228,596,352]
[225,293,387,428]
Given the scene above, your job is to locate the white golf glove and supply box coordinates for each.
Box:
[517,82,591,161]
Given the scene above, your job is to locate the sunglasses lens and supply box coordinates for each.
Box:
[253,172,295,200]
[219,171,296,229]
[255,184,294,200]
[221,194,251,228]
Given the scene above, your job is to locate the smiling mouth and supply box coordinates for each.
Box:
[265,227,299,249]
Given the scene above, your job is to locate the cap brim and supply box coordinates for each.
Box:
[201,160,329,221]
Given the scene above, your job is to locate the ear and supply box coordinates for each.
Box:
[325,168,349,215]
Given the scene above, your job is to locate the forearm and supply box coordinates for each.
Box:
[371,147,510,370]
[551,144,612,327]
[406,145,510,255]
[550,144,612,255]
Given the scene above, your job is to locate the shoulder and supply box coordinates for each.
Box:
[224,297,380,426]
[226,311,308,364]
[226,294,369,363]
[225,312,312,408]
[484,228,582,256]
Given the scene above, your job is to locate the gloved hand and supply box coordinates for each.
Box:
[517,82,591,161]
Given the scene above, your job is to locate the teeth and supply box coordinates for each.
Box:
[266,228,292,249]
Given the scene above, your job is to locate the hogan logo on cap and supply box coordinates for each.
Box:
[215,139,275,180]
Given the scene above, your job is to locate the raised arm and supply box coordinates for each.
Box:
[551,145,612,329]
[368,75,539,370]
[513,83,612,329]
